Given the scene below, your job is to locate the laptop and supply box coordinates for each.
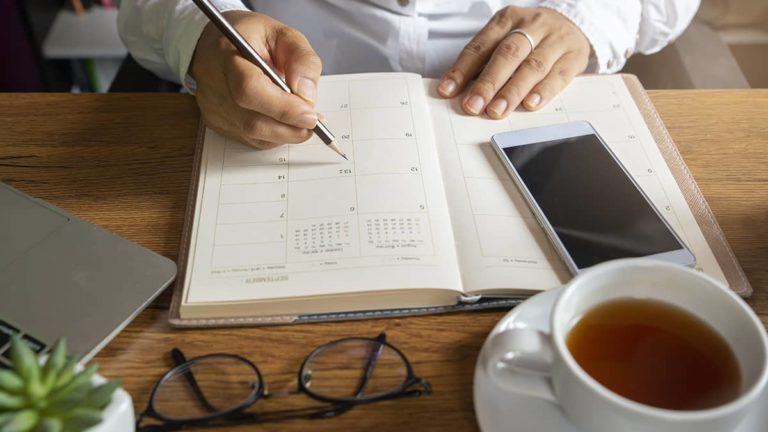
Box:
[0,182,176,364]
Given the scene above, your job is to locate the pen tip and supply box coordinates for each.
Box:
[327,140,348,160]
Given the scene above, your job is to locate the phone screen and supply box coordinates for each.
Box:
[502,133,686,269]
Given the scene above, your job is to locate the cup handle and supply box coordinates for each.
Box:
[483,328,557,402]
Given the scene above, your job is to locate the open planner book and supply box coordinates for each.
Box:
[169,73,750,327]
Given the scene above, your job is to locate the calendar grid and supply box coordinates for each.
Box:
[202,77,439,276]
[433,75,704,289]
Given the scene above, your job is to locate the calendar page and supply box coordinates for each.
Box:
[427,75,726,293]
[182,73,463,309]
[180,72,730,317]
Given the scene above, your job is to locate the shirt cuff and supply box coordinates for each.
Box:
[169,0,249,93]
[539,0,641,74]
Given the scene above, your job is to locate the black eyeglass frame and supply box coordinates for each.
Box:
[136,333,431,431]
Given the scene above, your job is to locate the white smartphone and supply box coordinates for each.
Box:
[491,120,695,275]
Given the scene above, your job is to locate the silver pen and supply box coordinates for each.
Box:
[191,0,347,160]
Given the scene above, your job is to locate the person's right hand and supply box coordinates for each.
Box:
[190,11,321,150]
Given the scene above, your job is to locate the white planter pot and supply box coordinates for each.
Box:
[86,374,135,432]
[26,356,135,432]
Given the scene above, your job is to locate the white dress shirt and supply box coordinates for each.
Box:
[117,0,700,90]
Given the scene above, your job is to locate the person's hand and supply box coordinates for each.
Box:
[190,11,321,149]
[438,7,591,118]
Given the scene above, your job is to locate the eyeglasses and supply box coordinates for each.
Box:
[136,333,431,431]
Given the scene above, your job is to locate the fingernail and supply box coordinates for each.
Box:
[297,77,317,102]
[438,78,457,96]
[297,113,318,129]
[317,112,327,122]
[465,95,485,115]
[487,98,508,118]
[526,93,541,108]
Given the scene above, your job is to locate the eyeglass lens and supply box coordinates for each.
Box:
[151,355,260,421]
[301,339,409,401]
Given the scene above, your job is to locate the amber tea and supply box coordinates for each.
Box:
[566,298,742,410]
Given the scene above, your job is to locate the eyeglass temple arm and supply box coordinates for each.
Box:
[240,402,355,424]
[352,333,387,398]
[170,348,219,414]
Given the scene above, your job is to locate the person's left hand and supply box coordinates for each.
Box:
[438,7,591,118]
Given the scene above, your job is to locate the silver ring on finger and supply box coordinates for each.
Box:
[508,29,536,53]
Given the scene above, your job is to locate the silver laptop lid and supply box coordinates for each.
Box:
[0,183,176,362]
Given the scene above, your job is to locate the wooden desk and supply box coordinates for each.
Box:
[1,91,766,431]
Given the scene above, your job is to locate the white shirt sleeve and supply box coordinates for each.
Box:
[117,0,248,89]
[537,0,700,73]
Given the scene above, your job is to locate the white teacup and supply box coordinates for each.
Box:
[484,259,768,432]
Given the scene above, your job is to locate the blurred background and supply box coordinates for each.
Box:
[1,0,766,92]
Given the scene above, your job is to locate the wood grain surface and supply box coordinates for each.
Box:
[0,90,766,432]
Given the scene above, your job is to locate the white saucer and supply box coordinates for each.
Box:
[473,287,768,432]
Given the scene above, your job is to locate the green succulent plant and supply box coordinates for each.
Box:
[0,336,121,432]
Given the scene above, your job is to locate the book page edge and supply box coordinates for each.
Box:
[620,73,752,297]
